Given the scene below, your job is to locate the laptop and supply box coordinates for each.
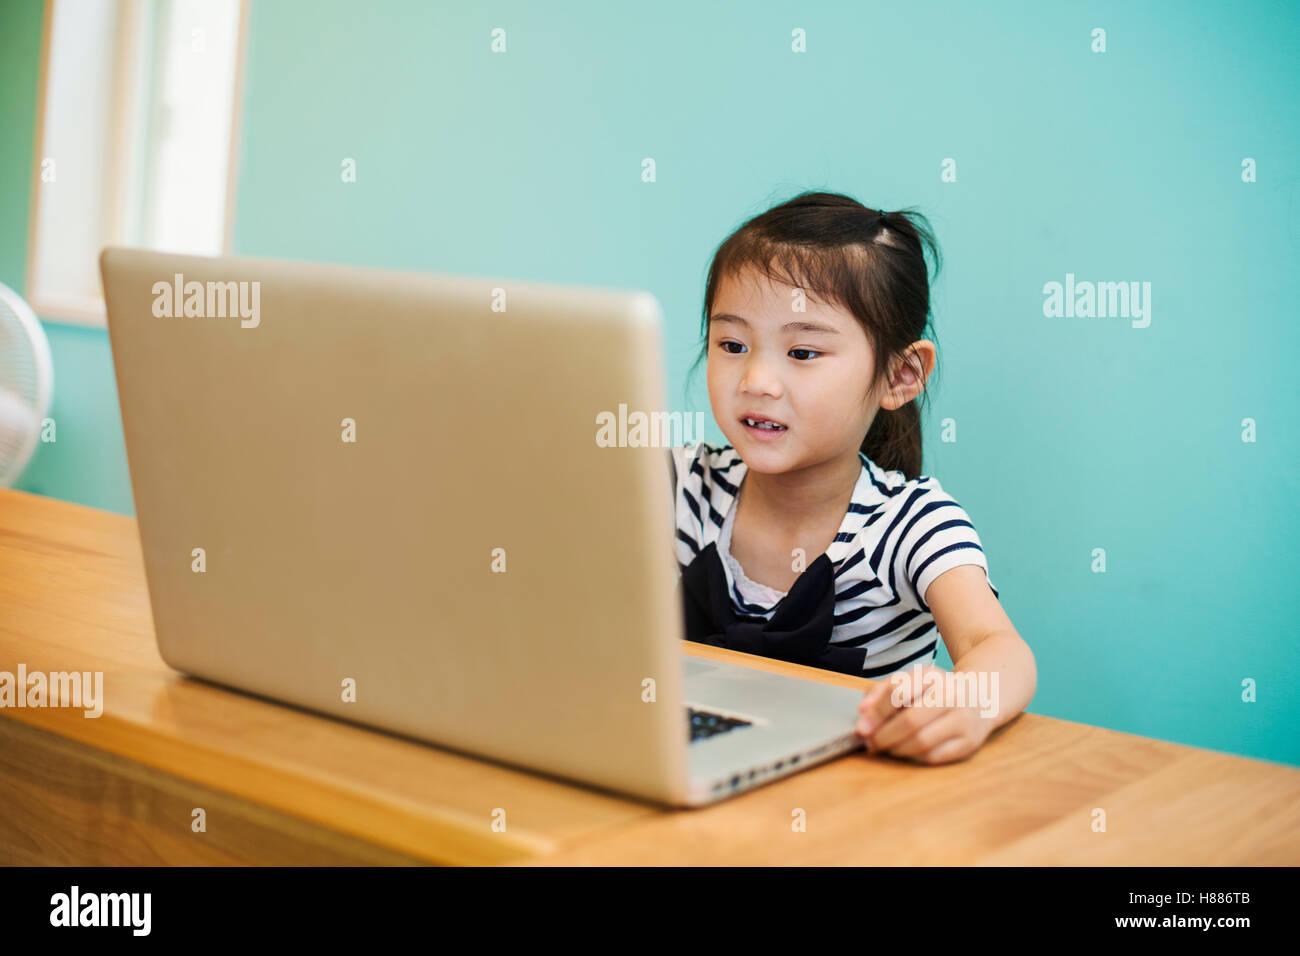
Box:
[99,247,867,807]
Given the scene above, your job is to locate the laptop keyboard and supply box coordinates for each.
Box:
[687,705,752,743]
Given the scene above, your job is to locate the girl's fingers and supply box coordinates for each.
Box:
[858,679,890,711]
[858,667,936,736]
[883,709,962,758]
[867,701,947,752]
[857,677,903,730]
[911,735,973,765]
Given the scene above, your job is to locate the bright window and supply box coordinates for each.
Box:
[26,0,247,326]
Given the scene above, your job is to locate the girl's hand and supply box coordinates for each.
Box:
[855,665,993,765]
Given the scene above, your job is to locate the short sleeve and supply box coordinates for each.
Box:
[892,486,998,611]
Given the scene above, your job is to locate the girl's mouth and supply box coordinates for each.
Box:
[741,416,788,439]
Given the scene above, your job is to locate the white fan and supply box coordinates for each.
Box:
[0,282,55,487]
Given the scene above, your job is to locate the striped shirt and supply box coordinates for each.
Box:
[669,441,999,677]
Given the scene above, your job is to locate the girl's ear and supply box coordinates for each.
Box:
[881,343,935,408]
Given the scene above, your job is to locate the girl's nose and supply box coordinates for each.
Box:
[739,356,782,396]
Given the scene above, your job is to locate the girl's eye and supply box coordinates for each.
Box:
[719,341,745,354]
[790,348,821,361]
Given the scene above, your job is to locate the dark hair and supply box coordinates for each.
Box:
[688,190,941,479]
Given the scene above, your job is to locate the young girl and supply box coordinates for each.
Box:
[668,191,1036,765]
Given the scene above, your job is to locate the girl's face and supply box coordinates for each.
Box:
[707,265,880,473]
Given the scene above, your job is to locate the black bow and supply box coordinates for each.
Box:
[680,542,868,676]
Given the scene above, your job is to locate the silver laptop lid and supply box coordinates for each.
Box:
[100,247,689,804]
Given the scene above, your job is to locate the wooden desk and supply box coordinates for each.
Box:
[2,488,1297,865]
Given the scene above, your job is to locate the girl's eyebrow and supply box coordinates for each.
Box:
[710,312,841,335]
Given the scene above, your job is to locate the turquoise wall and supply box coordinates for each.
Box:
[2,0,1297,766]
